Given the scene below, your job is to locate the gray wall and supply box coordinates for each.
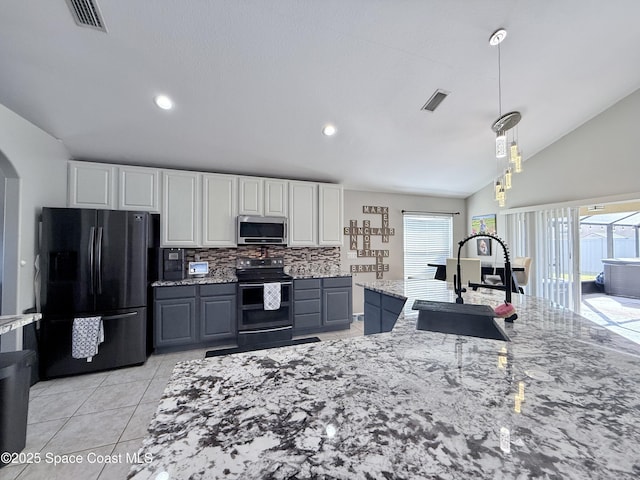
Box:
[467,88,640,239]
[342,189,466,313]
[0,104,68,316]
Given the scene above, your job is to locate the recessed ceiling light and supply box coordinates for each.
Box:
[154,94,174,110]
[322,124,337,136]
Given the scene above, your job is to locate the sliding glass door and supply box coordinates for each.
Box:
[534,208,581,310]
[503,207,580,311]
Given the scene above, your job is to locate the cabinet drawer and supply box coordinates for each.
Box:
[295,278,321,290]
[199,283,237,297]
[155,285,196,300]
[295,313,322,330]
[295,289,321,301]
[295,299,321,315]
[322,276,351,288]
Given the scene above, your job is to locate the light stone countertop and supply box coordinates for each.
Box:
[151,274,238,287]
[129,279,640,479]
[0,313,42,336]
[151,272,351,287]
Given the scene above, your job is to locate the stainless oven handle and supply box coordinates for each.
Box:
[239,281,292,288]
[238,326,293,335]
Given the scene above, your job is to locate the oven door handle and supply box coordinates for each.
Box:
[239,281,292,288]
[238,326,293,334]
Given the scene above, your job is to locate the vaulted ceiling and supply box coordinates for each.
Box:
[2,1,640,197]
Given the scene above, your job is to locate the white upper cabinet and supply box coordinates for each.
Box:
[118,166,160,212]
[264,179,288,217]
[67,161,343,249]
[318,183,344,246]
[202,173,238,247]
[68,161,116,209]
[161,170,200,247]
[288,181,318,246]
[238,176,264,215]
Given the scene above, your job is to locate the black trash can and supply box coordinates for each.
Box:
[0,350,36,468]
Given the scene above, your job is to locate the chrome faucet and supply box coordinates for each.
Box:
[454,233,517,322]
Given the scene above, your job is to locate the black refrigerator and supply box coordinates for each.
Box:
[39,207,150,379]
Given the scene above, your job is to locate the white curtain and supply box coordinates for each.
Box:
[502,207,580,311]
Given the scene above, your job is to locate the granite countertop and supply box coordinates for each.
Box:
[0,313,42,336]
[151,271,351,287]
[129,280,640,479]
[289,271,352,280]
[151,274,237,287]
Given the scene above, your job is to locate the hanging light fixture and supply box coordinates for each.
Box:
[490,28,523,206]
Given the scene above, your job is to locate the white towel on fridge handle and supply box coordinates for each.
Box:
[263,282,281,311]
[72,316,104,362]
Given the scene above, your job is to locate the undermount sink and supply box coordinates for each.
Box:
[412,300,510,341]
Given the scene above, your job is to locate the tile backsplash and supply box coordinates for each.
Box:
[185,246,341,276]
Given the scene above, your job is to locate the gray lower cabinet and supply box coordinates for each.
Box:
[199,283,237,342]
[322,277,352,329]
[364,288,406,335]
[154,286,197,348]
[154,283,236,351]
[155,277,351,350]
[294,277,352,335]
[293,279,322,333]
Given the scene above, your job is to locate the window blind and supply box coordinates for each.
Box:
[504,207,580,311]
[403,214,452,280]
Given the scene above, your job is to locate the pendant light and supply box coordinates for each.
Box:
[490,28,523,206]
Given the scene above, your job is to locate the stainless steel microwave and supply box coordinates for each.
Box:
[237,216,287,245]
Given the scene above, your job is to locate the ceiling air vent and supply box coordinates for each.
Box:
[65,0,107,32]
[421,89,450,112]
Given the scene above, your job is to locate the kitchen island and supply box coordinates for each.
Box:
[129,280,640,479]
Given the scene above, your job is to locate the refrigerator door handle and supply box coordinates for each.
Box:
[96,226,104,294]
[88,226,95,294]
[102,311,138,321]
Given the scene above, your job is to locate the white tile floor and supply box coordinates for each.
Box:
[0,322,364,480]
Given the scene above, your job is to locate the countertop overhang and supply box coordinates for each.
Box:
[129,280,640,479]
[0,313,41,336]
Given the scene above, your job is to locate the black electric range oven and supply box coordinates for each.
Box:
[236,257,293,346]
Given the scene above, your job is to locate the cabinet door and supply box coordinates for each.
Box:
[238,177,263,215]
[161,170,200,247]
[318,183,343,246]
[118,166,160,212]
[322,288,352,327]
[264,179,288,217]
[154,298,197,348]
[202,173,237,247]
[200,294,237,342]
[364,289,381,335]
[288,181,318,246]
[67,161,116,209]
